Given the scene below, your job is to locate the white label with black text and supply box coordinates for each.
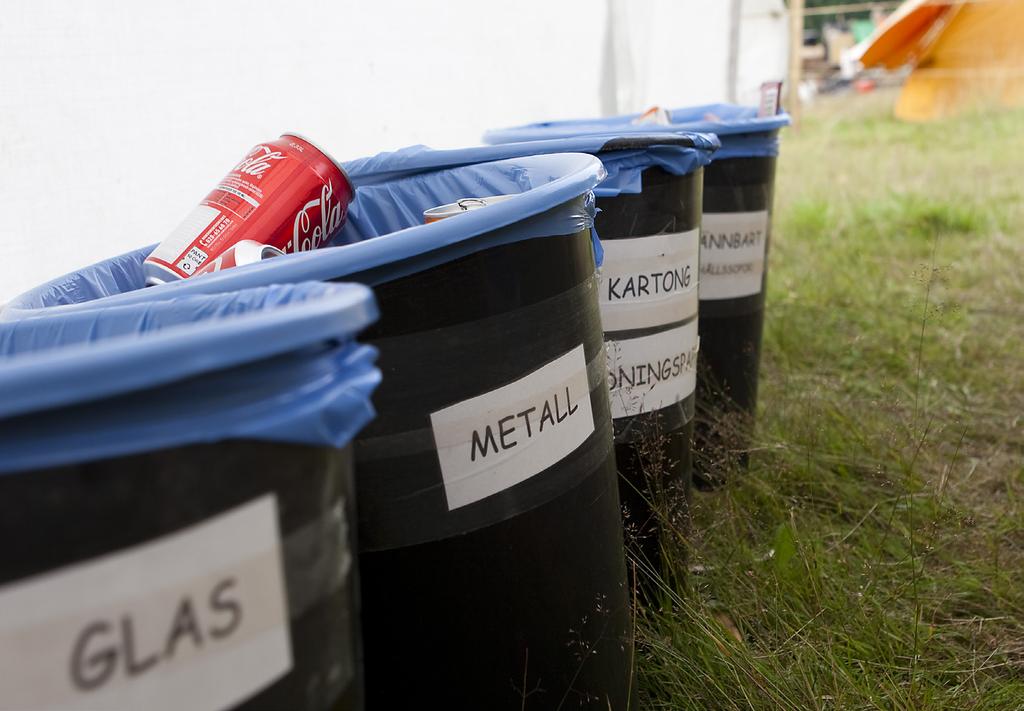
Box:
[431,344,595,510]
[598,230,699,331]
[606,320,700,419]
[0,495,291,711]
[148,204,220,265]
[699,210,769,300]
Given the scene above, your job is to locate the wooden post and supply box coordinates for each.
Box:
[787,0,805,126]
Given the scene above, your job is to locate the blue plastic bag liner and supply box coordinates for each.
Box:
[483,103,791,160]
[0,281,381,473]
[343,132,719,197]
[1,153,605,321]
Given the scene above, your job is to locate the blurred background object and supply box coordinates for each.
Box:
[857,0,1024,121]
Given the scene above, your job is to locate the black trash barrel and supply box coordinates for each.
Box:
[2,153,633,710]
[344,156,631,710]
[343,134,717,591]
[695,153,778,485]
[0,283,380,711]
[591,137,708,585]
[484,104,790,486]
[356,220,627,710]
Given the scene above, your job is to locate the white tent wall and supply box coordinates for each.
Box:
[737,0,790,106]
[602,0,789,112]
[0,0,787,302]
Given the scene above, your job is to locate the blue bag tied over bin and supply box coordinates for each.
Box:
[343,132,719,196]
[483,103,791,160]
[0,282,380,473]
[1,153,605,320]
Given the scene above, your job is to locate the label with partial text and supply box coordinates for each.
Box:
[606,320,699,419]
[699,210,770,300]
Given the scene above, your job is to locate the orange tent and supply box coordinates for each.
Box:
[859,0,1024,121]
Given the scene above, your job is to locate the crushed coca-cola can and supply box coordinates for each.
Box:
[630,106,670,126]
[144,133,354,285]
[193,240,285,276]
[423,195,516,223]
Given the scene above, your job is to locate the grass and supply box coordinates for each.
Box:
[636,89,1024,710]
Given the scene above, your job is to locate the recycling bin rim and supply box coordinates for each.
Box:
[0,281,377,421]
[483,103,791,143]
[597,132,719,152]
[343,131,720,186]
[1,152,606,322]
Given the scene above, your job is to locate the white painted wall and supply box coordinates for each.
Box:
[0,0,608,301]
[603,0,789,111]
[0,0,787,303]
[737,0,791,106]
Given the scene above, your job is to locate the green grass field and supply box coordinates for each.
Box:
[638,90,1024,710]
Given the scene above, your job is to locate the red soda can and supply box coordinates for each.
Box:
[144,133,354,285]
[193,239,285,276]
